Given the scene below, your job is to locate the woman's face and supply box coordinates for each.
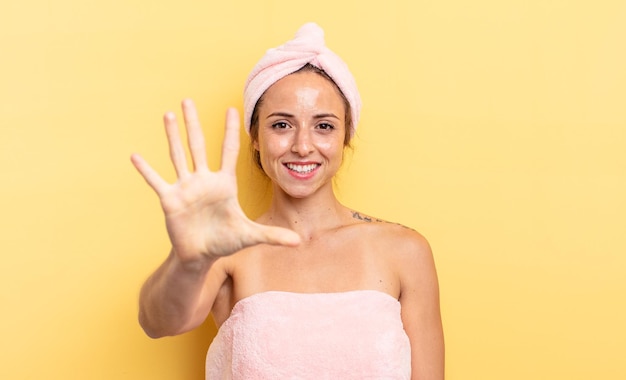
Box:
[254,71,347,199]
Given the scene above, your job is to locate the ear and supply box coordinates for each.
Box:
[253,139,260,151]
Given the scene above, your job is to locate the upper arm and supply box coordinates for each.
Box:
[206,258,234,326]
[397,232,445,380]
[186,257,231,330]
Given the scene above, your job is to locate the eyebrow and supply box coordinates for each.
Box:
[266,112,340,120]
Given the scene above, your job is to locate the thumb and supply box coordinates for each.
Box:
[256,225,301,247]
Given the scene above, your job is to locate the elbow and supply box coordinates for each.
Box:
[141,325,166,339]
[138,311,170,339]
[138,310,194,339]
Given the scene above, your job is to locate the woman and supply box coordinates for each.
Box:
[131,23,444,379]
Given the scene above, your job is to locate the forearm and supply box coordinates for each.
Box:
[138,249,216,338]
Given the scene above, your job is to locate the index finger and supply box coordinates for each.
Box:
[130,153,168,196]
[221,107,240,172]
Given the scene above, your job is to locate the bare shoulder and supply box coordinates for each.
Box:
[348,209,436,284]
[349,210,431,254]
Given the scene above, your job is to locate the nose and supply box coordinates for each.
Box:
[291,128,314,156]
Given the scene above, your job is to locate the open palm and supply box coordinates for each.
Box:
[131,99,300,263]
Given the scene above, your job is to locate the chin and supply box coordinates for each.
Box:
[276,183,323,199]
[282,189,315,199]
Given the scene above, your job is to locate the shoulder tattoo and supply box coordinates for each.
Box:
[350,211,415,231]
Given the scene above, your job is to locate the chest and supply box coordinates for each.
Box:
[231,236,400,301]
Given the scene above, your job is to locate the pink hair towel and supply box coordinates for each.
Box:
[243,22,362,136]
[205,290,411,379]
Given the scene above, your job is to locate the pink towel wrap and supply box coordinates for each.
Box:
[205,290,411,379]
[243,22,362,137]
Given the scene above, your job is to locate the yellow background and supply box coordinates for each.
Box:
[1,0,625,378]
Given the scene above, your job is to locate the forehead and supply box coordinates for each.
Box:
[260,71,345,112]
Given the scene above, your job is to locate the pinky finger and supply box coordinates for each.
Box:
[130,153,169,196]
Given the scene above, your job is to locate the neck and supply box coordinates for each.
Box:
[261,185,348,240]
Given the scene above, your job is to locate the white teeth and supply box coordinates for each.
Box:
[286,163,318,173]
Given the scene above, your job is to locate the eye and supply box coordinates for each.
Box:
[271,122,290,129]
[317,123,335,130]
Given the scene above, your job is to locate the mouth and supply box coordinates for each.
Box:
[284,162,320,174]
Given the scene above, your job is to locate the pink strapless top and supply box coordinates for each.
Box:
[205,290,411,379]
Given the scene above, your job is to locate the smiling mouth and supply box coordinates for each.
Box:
[285,163,320,174]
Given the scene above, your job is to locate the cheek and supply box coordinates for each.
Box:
[317,140,333,151]
[276,138,291,151]
[316,138,344,160]
[259,134,292,160]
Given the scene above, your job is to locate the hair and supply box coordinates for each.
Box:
[249,63,353,173]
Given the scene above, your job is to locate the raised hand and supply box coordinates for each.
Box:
[131,99,300,263]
